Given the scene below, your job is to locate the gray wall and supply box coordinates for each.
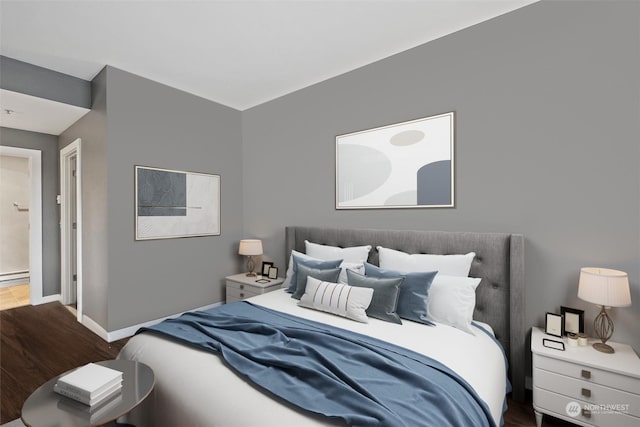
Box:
[0,55,91,108]
[105,66,243,331]
[62,66,244,332]
[242,1,640,351]
[0,127,60,296]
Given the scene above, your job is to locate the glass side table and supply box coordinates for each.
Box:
[22,359,154,427]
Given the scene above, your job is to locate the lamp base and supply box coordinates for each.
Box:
[245,256,257,277]
[593,342,615,354]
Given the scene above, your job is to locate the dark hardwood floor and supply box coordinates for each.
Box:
[1,302,573,426]
[504,393,574,427]
[0,302,128,423]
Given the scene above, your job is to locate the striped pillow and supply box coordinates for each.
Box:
[298,277,374,323]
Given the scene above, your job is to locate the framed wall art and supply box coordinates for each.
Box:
[135,165,220,240]
[336,111,455,209]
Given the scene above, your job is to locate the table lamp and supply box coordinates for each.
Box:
[577,267,631,353]
[238,239,263,277]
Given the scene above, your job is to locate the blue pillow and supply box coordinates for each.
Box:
[286,254,342,293]
[292,264,342,300]
[346,269,403,324]
[364,262,437,325]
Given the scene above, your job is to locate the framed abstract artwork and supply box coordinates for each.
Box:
[336,112,455,209]
[135,165,220,240]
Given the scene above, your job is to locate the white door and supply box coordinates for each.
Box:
[69,154,77,304]
[60,139,82,320]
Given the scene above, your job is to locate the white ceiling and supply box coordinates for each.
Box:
[0,89,90,135]
[0,0,537,134]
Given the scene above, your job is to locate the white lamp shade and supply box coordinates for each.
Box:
[238,239,263,256]
[578,267,632,307]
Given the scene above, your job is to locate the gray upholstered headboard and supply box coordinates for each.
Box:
[285,226,525,402]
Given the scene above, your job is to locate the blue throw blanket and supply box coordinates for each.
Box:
[140,302,496,427]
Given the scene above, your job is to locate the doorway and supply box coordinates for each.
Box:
[0,154,30,309]
[0,145,43,307]
[60,139,82,322]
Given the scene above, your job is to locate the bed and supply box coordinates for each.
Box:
[118,226,525,426]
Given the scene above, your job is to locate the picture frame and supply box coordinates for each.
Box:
[545,312,564,338]
[135,165,220,240]
[268,266,278,280]
[561,306,584,335]
[336,112,455,209]
[261,261,274,277]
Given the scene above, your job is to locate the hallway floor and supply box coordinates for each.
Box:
[0,284,29,311]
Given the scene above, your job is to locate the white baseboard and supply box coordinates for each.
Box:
[28,294,224,344]
[80,301,224,343]
[81,314,109,341]
[32,293,61,305]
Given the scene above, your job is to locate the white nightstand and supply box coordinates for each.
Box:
[225,273,284,303]
[531,327,640,427]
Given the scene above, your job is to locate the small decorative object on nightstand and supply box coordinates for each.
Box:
[238,239,263,277]
[225,273,284,303]
[531,327,640,427]
[578,267,632,354]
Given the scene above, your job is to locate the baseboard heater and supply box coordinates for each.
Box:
[0,270,30,288]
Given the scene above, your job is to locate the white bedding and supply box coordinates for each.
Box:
[118,290,507,426]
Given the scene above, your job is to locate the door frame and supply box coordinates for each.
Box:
[60,139,83,321]
[0,145,43,304]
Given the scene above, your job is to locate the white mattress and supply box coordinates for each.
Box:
[118,290,506,426]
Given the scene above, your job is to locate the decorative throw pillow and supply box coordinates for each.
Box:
[292,264,342,300]
[285,253,342,293]
[364,263,437,325]
[346,270,403,324]
[427,275,481,334]
[282,250,310,290]
[377,246,475,277]
[304,240,371,263]
[298,277,374,323]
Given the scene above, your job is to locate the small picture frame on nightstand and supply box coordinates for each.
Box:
[545,312,564,337]
[560,306,584,335]
[261,262,274,276]
[268,266,278,280]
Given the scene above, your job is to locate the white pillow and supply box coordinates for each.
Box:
[377,246,475,277]
[427,275,481,334]
[298,276,373,323]
[337,262,365,284]
[283,250,365,288]
[305,240,371,263]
